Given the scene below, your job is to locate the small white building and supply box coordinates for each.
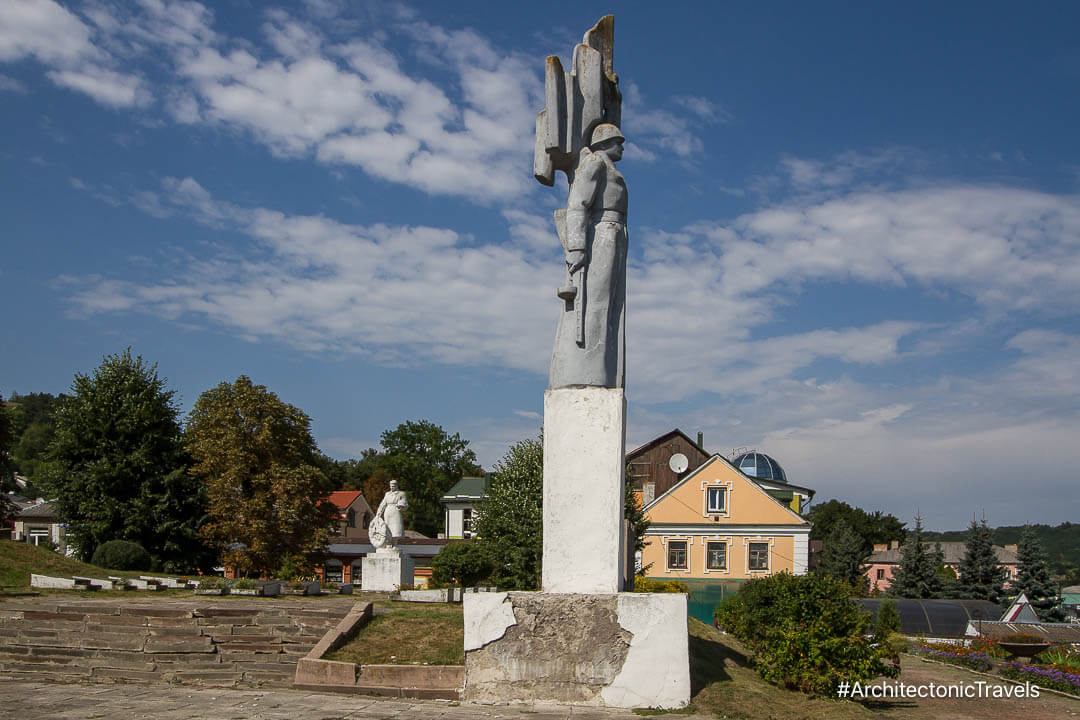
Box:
[440,476,488,539]
[11,500,73,556]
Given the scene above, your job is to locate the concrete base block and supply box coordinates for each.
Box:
[360,548,414,592]
[462,591,689,709]
[542,387,626,594]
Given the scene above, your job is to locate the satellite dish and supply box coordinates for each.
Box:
[669,453,689,474]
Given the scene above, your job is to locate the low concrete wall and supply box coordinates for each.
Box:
[293,601,463,699]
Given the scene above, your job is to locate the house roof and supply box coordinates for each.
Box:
[17,500,58,520]
[441,476,489,502]
[325,490,365,510]
[626,428,705,459]
[869,542,1019,565]
[643,453,810,526]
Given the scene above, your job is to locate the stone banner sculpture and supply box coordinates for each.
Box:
[462,16,690,709]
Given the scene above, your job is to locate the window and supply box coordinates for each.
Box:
[748,542,769,571]
[462,508,473,538]
[876,568,885,580]
[706,487,726,513]
[324,560,343,584]
[347,508,356,528]
[28,529,50,546]
[667,540,688,570]
[706,541,727,570]
[362,512,371,529]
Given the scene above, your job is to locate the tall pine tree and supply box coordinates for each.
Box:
[888,515,945,599]
[957,517,1006,603]
[1015,525,1066,622]
[818,518,870,593]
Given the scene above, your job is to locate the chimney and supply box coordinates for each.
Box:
[890,540,900,550]
[873,543,888,552]
[642,482,655,506]
[697,431,704,449]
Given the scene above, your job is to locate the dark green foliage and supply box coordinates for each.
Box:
[625,463,650,553]
[90,539,150,571]
[816,518,870,593]
[713,572,898,695]
[875,598,900,638]
[1015,525,1067,622]
[431,541,493,586]
[922,522,1080,586]
[806,499,906,550]
[0,394,14,525]
[956,518,1006,603]
[43,349,211,572]
[887,515,945,599]
[5,391,63,493]
[473,436,542,590]
[378,420,482,538]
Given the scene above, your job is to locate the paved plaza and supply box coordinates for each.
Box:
[0,679,714,720]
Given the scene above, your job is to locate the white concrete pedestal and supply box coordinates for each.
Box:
[463,591,690,708]
[360,546,414,592]
[542,386,626,593]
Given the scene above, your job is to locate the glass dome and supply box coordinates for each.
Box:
[731,451,787,483]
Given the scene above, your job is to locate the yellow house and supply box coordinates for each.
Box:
[641,454,812,589]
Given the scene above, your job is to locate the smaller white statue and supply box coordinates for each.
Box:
[370,479,408,549]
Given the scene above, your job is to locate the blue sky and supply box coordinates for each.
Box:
[2,1,1079,531]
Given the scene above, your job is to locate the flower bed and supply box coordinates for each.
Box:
[916,642,994,672]
[1000,661,1080,696]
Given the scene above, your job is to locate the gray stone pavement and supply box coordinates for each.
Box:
[0,679,713,719]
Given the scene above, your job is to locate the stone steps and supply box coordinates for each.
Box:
[0,601,350,689]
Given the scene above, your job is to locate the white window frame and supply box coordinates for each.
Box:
[746,538,772,573]
[700,480,733,518]
[663,536,690,572]
[704,538,730,574]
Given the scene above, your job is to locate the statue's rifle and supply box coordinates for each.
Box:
[554,209,586,347]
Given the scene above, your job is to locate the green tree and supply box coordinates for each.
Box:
[431,541,494,587]
[714,572,898,695]
[875,598,901,638]
[473,436,543,590]
[817,518,870,593]
[42,350,209,571]
[806,499,906,550]
[378,420,482,538]
[1014,525,1066,622]
[625,462,650,556]
[6,392,63,493]
[187,376,337,577]
[887,515,945,599]
[0,394,15,525]
[956,517,1007,603]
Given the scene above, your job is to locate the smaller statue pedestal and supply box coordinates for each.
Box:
[361,546,414,592]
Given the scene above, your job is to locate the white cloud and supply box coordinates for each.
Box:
[46,66,149,107]
[0,0,98,64]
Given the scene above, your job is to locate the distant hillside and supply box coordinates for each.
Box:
[922,522,1080,581]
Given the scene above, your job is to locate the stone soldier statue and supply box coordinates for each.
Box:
[550,122,627,388]
[534,15,627,389]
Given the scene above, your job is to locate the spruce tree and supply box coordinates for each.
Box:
[1015,525,1066,622]
[818,518,870,592]
[957,517,1006,603]
[887,515,944,599]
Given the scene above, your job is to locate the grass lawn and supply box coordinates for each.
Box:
[0,538,167,591]
[324,602,465,666]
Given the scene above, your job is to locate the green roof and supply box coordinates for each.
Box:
[441,476,489,502]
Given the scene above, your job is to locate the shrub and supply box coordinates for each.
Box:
[875,598,900,638]
[1038,646,1080,671]
[431,542,493,587]
[714,572,898,696]
[197,576,226,589]
[634,576,689,593]
[90,540,151,571]
[1001,632,1045,644]
[232,578,259,590]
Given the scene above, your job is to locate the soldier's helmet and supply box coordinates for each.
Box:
[589,123,624,148]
